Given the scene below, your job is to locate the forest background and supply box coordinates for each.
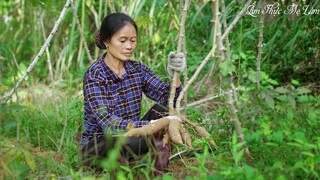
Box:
[0,0,319,179]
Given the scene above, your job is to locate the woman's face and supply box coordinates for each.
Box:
[104,23,137,62]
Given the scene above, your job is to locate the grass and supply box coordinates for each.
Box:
[1,80,319,179]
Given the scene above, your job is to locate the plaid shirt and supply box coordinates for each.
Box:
[81,53,182,147]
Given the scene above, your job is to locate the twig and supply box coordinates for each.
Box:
[168,0,190,115]
[257,1,265,90]
[169,149,188,160]
[181,88,238,110]
[70,0,94,63]
[1,0,71,103]
[169,148,202,160]
[109,0,116,13]
[177,146,188,167]
[39,12,59,115]
[221,0,252,40]
[58,111,68,153]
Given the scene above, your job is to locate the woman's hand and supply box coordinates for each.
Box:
[167,52,186,76]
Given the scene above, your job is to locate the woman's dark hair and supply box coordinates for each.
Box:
[95,13,138,49]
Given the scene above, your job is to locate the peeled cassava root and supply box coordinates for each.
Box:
[123,116,217,149]
[123,117,170,137]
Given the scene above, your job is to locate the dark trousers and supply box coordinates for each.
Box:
[81,104,171,175]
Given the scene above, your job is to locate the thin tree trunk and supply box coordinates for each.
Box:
[168,0,190,115]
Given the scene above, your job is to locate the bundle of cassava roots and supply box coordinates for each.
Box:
[123,116,217,148]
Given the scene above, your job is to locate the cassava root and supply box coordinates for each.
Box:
[123,116,217,149]
[123,118,170,137]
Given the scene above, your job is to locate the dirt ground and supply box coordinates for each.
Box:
[168,157,215,179]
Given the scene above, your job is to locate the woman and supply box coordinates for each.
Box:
[81,13,186,176]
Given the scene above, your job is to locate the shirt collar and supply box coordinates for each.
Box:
[123,60,138,75]
[97,53,138,83]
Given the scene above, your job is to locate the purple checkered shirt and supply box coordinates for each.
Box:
[81,53,182,147]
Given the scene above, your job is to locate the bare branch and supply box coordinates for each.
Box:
[221,0,252,40]
[181,88,238,110]
[70,0,94,63]
[257,1,265,89]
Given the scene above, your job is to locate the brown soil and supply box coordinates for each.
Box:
[168,157,215,179]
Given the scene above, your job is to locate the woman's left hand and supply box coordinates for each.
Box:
[167,52,186,76]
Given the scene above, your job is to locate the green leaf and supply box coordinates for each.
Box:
[301,151,315,157]
[276,95,287,102]
[116,171,127,180]
[261,122,272,135]
[119,165,131,172]
[287,142,302,148]
[266,142,278,146]
[3,121,17,132]
[243,164,262,179]
[239,51,247,59]
[135,16,153,28]
[19,62,27,75]
[273,161,283,169]
[219,61,235,76]
[265,95,275,109]
[294,161,305,169]
[287,95,296,109]
[153,32,160,44]
[275,87,289,94]
[271,131,283,144]
[287,108,294,120]
[276,175,286,180]
[295,87,311,95]
[23,150,36,172]
[267,79,279,85]
[8,104,27,110]
[162,174,174,180]
[291,79,300,85]
[248,70,257,83]
[294,132,307,142]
